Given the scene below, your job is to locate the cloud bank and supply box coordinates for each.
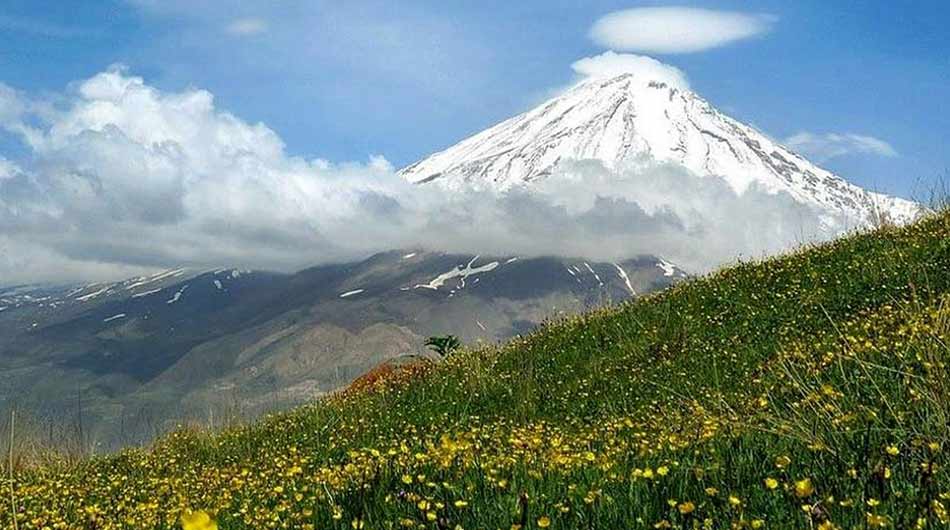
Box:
[590,7,775,54]
[0,68,852,284]
[784,132,898,162]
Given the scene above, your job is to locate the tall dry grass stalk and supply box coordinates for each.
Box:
[8,409,18,530]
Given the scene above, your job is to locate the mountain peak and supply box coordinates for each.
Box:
[399,73,918,227]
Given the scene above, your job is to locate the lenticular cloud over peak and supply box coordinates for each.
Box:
[570,51,690,89]
[589,7,776,54]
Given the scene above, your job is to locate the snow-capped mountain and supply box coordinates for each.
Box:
[400,73,919,226]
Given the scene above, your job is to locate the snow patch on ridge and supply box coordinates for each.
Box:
[614,263,636,296]
[76,286,110,302]
[127,269,185,290]
[167,285,188,304]
[656,259,676,277]
[415,256,499,291]
[584,262,604,286]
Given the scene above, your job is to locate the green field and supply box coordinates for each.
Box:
[6,211,950,530]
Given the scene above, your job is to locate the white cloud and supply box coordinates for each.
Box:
[226,18,268,36]
[571,51,689,89]
[590,7,775,54]
[0,69,855,284]
[784,132,899,162]
[0,83,24,124]
[0,157,19,181]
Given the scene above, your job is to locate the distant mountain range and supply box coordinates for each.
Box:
[0,252,684,449]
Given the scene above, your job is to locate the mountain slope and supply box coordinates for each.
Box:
[400,73,918,226]
[7,211,950,529]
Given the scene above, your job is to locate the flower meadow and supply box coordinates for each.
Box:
[5,212,950,529]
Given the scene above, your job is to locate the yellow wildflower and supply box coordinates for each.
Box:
[181,511,217,530]
[794,478,814,498]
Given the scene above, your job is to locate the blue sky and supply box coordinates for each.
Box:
[1,0,947,200]
[1,1,949,198]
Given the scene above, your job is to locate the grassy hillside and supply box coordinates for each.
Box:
[6,212,950,530]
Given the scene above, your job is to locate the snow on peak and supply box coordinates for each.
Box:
[399,72,918,227]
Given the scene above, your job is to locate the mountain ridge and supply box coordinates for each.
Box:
[0,250,684,448]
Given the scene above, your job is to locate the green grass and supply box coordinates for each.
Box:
[6,212,950,529]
